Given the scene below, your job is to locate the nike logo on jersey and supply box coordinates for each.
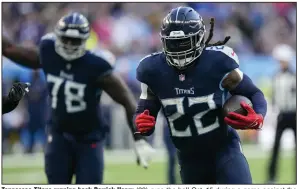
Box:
[175,87,194,95]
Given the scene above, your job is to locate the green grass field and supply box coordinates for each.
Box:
[2,147,295,184]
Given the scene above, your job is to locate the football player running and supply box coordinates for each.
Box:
[4,12,154,184]
[134,7,267,184]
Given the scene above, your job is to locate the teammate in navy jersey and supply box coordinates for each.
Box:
[134,7,267,184]
[4,12,154,184]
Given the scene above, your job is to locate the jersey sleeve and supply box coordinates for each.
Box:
[220,46,243,83]
[91,51,114,79]
[221,46,240,74]
[136,55,154,86]
[206,45,240,72]
[136,54,161,117]
[40,33,56,48]
[39,33,56,66]
[207,46,243,89]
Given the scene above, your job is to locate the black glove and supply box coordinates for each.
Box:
[8,82,30,102]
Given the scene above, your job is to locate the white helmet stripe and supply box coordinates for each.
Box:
[175,7,181,21]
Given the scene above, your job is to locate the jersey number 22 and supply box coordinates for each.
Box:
[161,94,220,137]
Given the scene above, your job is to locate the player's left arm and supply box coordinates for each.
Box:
[97,72,138,136]
[97,73,155,169]
[221,58,267,130]
[222,69,267,117]
[91,51,138,136]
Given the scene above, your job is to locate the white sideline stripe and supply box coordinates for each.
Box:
[3,148,294,169]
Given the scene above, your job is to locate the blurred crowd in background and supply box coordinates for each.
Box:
[3,2,296,55]
[2,2,296,154]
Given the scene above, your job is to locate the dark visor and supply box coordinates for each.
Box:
[164,37,194,53]
[61,36,83,46]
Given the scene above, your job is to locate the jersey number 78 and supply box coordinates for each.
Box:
[47,74,87,113]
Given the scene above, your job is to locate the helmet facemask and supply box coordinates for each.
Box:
[55,35,87,61]
[161,29,206,70]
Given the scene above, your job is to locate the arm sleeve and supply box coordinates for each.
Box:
[134,83,161,137]
[93,53,114,80]
[136,55,156,87]
[2,96,19,114]
[230,74,267,117]
[136,83,161,118]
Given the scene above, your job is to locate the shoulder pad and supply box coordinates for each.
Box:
[39,33,55,53]
[41,33,56,41]
[139,52,162,63]
[205,45,239,65]
[90,49,116,67]
[137,52,162,85]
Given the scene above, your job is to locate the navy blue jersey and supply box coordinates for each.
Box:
[137,46,242,153]
[39,33,113,135]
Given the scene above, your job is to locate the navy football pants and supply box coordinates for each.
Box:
[44,131,104,184]
[178,137,252,184]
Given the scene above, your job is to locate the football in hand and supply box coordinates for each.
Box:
[222,95,253,117]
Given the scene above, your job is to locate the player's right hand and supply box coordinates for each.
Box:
[135,110,156,135]
[134,139,155,169]
[8,82,30,102]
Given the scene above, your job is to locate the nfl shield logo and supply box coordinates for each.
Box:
[179,74,185,81]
